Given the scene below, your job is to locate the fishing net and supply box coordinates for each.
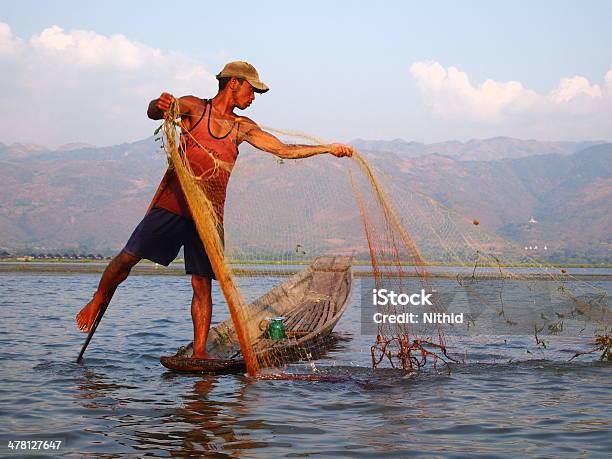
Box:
[352,165,610,370]
[160,103,610,376]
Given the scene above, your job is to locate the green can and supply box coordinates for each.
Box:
[268,317,286,340]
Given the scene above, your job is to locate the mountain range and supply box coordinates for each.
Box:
[351,137,604,161]
[1,137,610,263]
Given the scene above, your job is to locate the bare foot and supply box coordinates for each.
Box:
[76,293,106,333]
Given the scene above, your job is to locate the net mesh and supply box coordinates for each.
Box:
[160,103,610,376]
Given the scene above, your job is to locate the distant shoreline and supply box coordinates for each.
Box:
[1,257,611,269]
[1,261,610,280]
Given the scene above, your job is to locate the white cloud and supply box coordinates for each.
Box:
[410,61,612,136]
[0,23,217,147]
[0,22,24,55]
[549,75,601,103]
[29,25,166,71]
[31,25,74,51]
[410,61,539,120]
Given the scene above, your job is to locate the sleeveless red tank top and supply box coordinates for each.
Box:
[151,100,239,223]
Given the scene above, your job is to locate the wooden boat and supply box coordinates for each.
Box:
[160,255,353,373]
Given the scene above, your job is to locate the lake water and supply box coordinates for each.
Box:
[0,270,610,458]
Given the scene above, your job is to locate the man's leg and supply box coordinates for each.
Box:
[76,250,141,332]
[191,275,213,358]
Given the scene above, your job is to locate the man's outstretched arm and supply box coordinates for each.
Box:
[242,120,352,159]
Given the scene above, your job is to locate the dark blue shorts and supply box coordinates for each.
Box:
[124,207,220,279]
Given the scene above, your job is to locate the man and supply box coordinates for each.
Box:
[76,61,353,358]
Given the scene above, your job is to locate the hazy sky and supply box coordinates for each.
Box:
[1,0,611,148]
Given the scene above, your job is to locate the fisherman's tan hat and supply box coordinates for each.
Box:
[216,61,269,93]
